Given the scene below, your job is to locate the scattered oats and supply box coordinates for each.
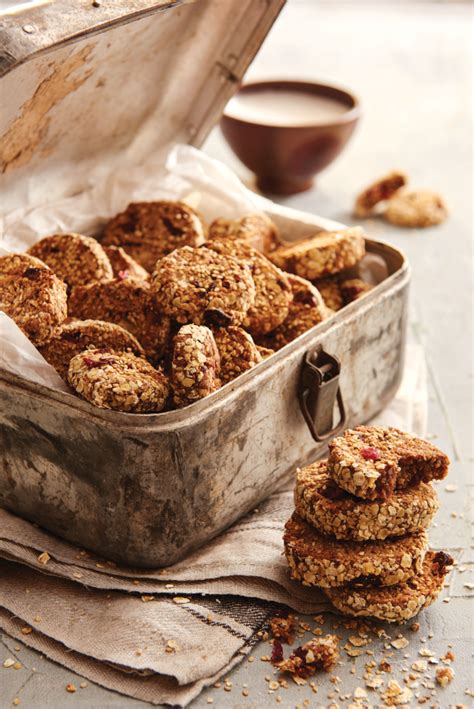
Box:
[165,640,180,653]
[349,635,369,647]
[79,681,87,688]
[132,580,140,586]
[207,614,213,622]
[95,563,104,568]
[33,615,41,623]
[443,597,451,603]
[268,681,279,690]
[275,696,282,703]
[445,484,458,492]
[242,689,249,697]
[441,650,455,663]
[172,596,191,604]
[412,660,428,672]
[20,627,32,635]
[391,637,409,650]
[458,565,467,572]
[292,675,307,685]
[165,584,174,589]
[13,662,22,670]
[135,649,142,656]
[419,648,434,657]
[260,655,271,662]
[212,682,221,688]
[207,698,214,704]
[465,689,474,697]
[436,666,454,687]
[464,582,474,590]
[353,686,367,699]
[3,658,15,668]
[12,700,20,707]
[381,679,413,705]
[248,655,255,663]
[141,595,154,603]
[365,675,383,689]
[66,684,76,693]
[37,551,50,565]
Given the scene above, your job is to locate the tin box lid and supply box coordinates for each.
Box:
[0,0,285,213]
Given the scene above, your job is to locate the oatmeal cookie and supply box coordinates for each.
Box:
[208,213,279,253]
[384,189,448,227]
[339,278,373,304]
[68,348,169,413]
[102,201,205,272]
[258,274,327,350]
[315,277,373,313]
[0,253,67,345]
[151,246,255,327]
[284,513,428,589]
[295,460,439,541]
[315,277,344,312]
[28,233,113,289]
[213,326,262,384]
[68,277,170,363]
[171,325,221,407]
[354,171,407,218]
[171,324,221,407]
[269,227,366,280]
[103,246,149,281]
[327,426,449,500]
[39,320,144,380]
[207,239,292,335]
[325,550,453,622]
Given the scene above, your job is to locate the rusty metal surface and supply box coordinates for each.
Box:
[0,0,285,211]
[0,239,409,567]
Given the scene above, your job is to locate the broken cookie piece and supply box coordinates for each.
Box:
[327,426,449,500]
[354,171,407,218]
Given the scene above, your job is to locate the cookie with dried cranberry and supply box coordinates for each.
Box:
[325,550,453,622]
[208,213,279,253]
[295,459,439,541]
[171,324,221,407]
[213,326,262,384]
[315,277,344,312]
[354,171,407,218]
[327,426,449,500]
[339,278,373,304]
[269,227,366,281]
[284,513,428,589]
[68,348,169,413]
[384,189,448,227]
[102,201,205,272]
[0,253,67,346]
[39,320,144,380]
[103,245,149,281]
[207,239,292,335]
[28,233,113,289]
[258,275,327,350]
[151,245,255,327]
[68,277,170,363]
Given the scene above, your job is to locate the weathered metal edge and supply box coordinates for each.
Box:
[0,0,186,77]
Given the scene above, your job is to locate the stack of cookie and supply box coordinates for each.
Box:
[284,426,454,622]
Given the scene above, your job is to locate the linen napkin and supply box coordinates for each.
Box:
[0,344,427,707]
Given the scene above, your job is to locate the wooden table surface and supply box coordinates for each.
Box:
[1,1,472,707]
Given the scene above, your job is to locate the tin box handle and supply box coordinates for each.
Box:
[298,348,346,442]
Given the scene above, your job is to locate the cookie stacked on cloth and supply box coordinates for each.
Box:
[284,426,454,623]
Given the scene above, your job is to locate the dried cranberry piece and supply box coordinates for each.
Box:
[360,447,380,461]
[271,640,284,665]
[432,551,453,575]
[83,356,116,369]
[24,267,42,280]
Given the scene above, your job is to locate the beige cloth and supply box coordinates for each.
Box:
[0,344,427,706]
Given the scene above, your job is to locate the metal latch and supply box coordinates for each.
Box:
[299,348,346,442]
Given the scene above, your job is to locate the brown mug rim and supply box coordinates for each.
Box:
[222,79,361,129]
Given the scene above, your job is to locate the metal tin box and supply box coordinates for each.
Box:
[0,1,409,566]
